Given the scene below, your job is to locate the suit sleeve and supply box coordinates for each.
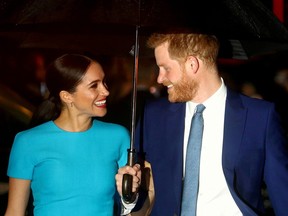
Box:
[263,103,288,216]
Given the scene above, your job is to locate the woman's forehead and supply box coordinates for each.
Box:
[81,62,105,83]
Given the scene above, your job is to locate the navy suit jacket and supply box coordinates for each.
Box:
[135,89,288,216]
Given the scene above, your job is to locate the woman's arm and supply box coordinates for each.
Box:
[4,178,31,216]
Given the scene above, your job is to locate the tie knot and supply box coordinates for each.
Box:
[196,104,205,113]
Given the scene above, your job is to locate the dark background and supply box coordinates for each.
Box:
[1,0,288,215]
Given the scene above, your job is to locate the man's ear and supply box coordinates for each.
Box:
[186,56,199,74]
[59,90,73,104]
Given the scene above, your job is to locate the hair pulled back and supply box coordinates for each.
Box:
[29,54,93,127]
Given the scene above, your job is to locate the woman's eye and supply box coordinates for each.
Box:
[91,83,98,89]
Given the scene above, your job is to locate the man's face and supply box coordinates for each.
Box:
[154,42,198,102]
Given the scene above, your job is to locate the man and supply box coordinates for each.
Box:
[130,33,288,215]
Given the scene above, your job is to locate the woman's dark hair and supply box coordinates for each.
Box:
[29,54,93,127]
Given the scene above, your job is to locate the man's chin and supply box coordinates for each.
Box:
[168,95,178,103]
[168,94,190,103]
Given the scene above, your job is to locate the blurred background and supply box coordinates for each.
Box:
[1,0,288,215]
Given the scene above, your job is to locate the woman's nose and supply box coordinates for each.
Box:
[102,85,109,96]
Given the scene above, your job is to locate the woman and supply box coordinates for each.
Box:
[5,54,141,216]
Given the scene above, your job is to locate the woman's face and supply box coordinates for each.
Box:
[71,61,109,117]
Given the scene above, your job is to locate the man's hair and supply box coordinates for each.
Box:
[147,33,219,66]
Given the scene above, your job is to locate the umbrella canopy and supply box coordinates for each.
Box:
[0,0,288,58]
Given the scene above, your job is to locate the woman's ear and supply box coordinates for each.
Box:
[186,56,199,74]
[59,90,73,104]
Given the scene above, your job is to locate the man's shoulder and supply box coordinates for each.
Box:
[239,92,274,109]
[227,88,274,109]
[146,96,185,110]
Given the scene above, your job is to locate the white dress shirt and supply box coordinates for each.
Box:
[183,79,242,216]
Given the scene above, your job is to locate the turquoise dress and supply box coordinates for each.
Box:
[7,119,130,216]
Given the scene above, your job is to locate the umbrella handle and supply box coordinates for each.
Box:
[122,148,137,203]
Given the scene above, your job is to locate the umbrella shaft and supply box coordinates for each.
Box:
[130,25,140,151]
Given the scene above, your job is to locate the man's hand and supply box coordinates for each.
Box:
[116,164,141,197]
[130,161,155,216]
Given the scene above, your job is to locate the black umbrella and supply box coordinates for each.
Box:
[1,0,288,58]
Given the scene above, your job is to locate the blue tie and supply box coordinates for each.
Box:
[181,104,206,216]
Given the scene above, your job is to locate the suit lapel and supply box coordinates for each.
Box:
[166,101,186,214]
[222,90,259,216]
[222,89,246,171]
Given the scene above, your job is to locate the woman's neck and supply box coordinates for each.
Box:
[54,112,92,132]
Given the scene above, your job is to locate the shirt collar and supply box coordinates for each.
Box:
[187,78,227,115]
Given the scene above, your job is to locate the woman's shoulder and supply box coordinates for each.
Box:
[92,119,129,134]
[17,121,54,138]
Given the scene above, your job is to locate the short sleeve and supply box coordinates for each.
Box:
[7,132,35,180]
